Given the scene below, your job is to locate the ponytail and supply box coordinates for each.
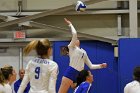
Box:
[24,39,51,58]
[24,40,39,55]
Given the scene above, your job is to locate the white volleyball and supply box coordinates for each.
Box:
[75,1,86,12]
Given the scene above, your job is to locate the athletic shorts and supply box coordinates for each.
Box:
[63,66,79,82]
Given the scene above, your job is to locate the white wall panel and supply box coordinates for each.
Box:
[26,0,75,10]
[0,0,17,11]
[0,48,19,80]
[88,1,117,9]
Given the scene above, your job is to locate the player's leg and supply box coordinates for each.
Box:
[58,76,73,93]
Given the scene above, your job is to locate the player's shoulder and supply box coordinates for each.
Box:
[80,48,87,54]
[14,79,20,84]
[0,84,5,92]
[28,59,35,63]
[68,44,76,49]
[0,84,4,89]
[4,83,11,90]
[30,57,58,67]
[125,80,139,89]
[47,59,58,66]
[82,82,90,87]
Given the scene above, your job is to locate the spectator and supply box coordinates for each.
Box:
[14,69,30,93]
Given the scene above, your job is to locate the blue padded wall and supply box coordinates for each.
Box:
[80,41,98,93]
[53,41,118,93]
[95,41,118,93]
[118,38,140,93]
[80,41,118,93]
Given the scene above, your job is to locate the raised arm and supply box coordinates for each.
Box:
[84,52,107,69]
[48,64,58,93]
[64,18,77,47]
[124,84,129,93]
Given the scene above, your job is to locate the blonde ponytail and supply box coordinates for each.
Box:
[24,38,51,58]
[24,40,39,56]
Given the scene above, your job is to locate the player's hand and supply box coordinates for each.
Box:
[64,18,71,25]
[100,63,107,68]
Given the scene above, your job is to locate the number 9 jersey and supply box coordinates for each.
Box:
[18,57,59,93]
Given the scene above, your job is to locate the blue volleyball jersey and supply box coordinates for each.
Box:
[74,82,92,93]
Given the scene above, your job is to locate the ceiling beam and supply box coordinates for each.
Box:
[77,31,117,44]
[0,9,132,16]
[0,15,8,21]
[0,0,109,28]
[0,15,116,44]
[30,21,69,31]
[60,9,129,15]
[0,38,68,47]
[29,21,117,44]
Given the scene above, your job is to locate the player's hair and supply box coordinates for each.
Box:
[0,68,5,86]
[24,39,51,58]
[76,69,89,87]
[133,66,140,82]
[64,46,69,54]
[1,65,13,81]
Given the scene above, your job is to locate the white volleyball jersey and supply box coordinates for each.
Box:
[0,84,6,93]
[0,83,12,93]
[18,58,58,93]
[68,24,102,71]
[124,80,140,93]
[5,83,12,93]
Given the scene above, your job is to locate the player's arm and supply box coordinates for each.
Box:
[84,52,107,69]
[17,62,31,93]
[48,64,59,93]
[64,18,77,47]
[124,85,129,93]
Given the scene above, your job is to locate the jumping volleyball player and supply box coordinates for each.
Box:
[17,39,58,93]
[58,18,107,93]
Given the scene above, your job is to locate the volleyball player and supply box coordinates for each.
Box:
[18,39,58,93]
[58,18,107,93]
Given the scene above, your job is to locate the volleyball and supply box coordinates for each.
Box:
[75,1,86,12]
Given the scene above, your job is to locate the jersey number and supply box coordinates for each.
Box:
[35,67,40,79]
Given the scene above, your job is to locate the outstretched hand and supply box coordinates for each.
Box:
[100,63,107,68]
[64,18,71,25]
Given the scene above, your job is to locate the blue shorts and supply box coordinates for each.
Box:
[63,66,79,82]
